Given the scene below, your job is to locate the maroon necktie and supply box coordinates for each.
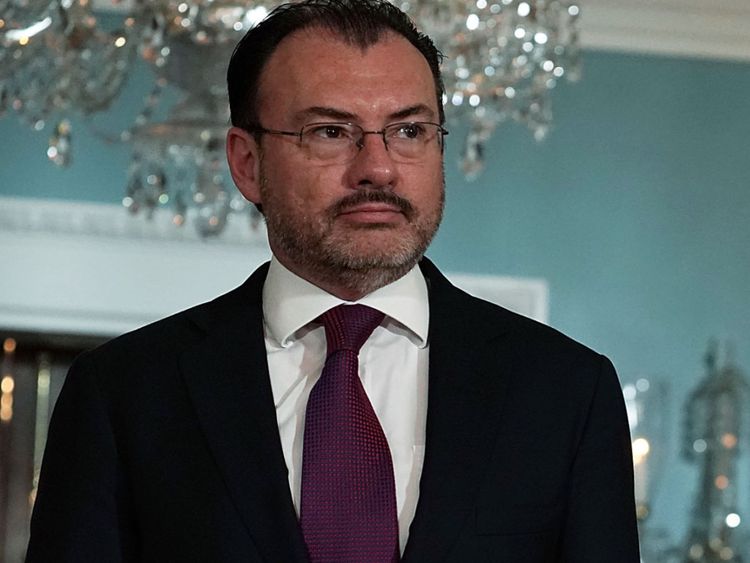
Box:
[300,304,400,563]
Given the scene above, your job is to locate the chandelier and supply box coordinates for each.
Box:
[0,0,580,236]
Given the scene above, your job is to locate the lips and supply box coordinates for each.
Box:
[339,203,403,215]
[337,203,405,225]
[330,191,415,221]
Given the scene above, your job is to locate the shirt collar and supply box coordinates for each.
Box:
[262,256,429,348]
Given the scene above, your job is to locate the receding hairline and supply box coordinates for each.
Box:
[253,26,439,124]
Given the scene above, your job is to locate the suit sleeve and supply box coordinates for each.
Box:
[560,355,640,562]
[26,353,137,562]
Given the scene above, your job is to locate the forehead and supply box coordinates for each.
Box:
[256,27,438,123]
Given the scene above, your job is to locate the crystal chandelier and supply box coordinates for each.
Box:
[401,0,580,178]
[0,0,579,236]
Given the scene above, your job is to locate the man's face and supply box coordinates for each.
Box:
[232,28,445,296]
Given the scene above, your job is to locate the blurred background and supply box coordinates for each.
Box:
[1,0,749,560]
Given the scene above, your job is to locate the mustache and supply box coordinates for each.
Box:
[330,190,415,220]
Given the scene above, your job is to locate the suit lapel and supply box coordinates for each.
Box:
[179,264,309,562]
[403,260,513,562]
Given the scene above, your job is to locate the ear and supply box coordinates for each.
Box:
[226,126,262,205]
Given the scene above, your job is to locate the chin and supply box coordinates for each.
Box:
[328,237,424,271]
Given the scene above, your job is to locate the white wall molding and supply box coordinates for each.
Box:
[580,0,750,62]
[0,196,267,246]
[1,197,548,337]
[0,197,272,336]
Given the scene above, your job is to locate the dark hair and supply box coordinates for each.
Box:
[227,0,444,133]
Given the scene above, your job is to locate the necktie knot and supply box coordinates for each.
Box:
[318,304,385,355]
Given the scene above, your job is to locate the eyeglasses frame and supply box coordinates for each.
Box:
[249,121,449,161]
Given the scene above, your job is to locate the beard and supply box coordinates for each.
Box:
[259,167,444,297]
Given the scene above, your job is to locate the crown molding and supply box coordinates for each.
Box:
[579,0,750,62]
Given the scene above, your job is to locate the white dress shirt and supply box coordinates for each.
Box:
[262,257,429,553]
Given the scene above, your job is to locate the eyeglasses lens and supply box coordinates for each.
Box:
[300,122,443,163]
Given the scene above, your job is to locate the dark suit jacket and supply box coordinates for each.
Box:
[27,259,639,562]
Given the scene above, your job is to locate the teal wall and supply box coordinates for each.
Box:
[2,50,750,547]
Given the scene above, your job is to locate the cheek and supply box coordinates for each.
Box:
[264,158,343,214]
[401,164,444,210]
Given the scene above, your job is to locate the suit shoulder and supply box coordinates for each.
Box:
[455,286,607,364]
[79,278,262,371]
[86,300,210,361]
[457,292,619,405]
[422,258,602,362]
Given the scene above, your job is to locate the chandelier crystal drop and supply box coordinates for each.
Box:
[0,0,580,236]
[400,0,580,179]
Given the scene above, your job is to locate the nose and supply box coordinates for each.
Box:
[345,131,398,190]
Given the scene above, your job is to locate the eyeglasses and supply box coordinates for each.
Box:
[252,121,448,164]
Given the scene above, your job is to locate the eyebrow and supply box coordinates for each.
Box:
[294,103,436,124]
[388,104,435,121]
[295,106,357,123]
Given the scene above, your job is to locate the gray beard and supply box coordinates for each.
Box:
[260,177,444,297]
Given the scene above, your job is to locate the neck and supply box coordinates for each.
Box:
[274,254,416,301]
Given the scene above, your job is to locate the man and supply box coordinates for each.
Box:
[27,0,639,561]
